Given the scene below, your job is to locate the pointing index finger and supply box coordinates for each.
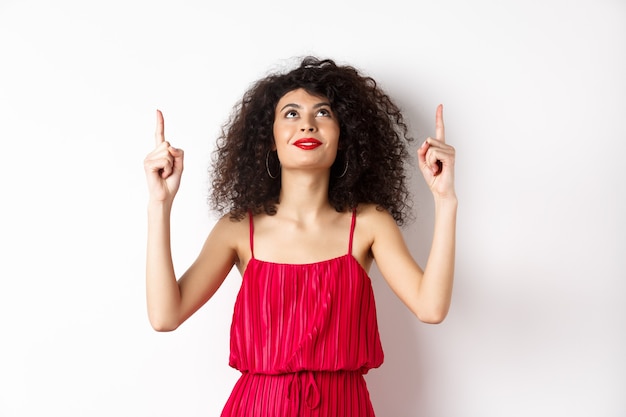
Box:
[435,104,445,143]
[155,109,165,146]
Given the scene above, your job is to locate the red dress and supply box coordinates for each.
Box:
[221,211,384,416]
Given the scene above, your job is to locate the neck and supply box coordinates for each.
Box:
[277,169,332,219]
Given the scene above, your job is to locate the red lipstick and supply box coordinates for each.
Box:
[293,138,322,150]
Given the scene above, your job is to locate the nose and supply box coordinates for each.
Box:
[300,115,317,132]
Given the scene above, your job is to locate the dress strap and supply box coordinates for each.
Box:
[348,208,357,255]
[248,211,255,259]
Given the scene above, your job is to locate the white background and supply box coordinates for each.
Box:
[1,1,624,416]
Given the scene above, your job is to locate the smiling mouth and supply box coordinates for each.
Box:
[294,138,322,150]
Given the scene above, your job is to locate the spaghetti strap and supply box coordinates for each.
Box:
[248,211,255,259]
[348,209,357,255]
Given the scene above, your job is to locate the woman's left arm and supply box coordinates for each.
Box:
[372,104,457,324]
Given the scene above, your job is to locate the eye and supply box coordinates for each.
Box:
[316,108,332,117]
[285,109,298,118]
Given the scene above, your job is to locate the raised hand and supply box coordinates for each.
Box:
[143,110,185,203]
[417,104,456,199]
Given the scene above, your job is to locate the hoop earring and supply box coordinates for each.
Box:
[337,158,349,178]
[265,150,280,179]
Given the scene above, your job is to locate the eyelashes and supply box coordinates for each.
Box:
[283,108,333,119]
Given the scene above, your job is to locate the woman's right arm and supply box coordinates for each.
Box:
[144,110,236,331]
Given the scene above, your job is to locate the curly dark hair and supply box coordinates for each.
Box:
[210,56,414,225]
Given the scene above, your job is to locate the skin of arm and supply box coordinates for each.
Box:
[146,209,239,332]
[144,103,456,330]
[370,104,457,324]
[369,200,456,324]
[144,110,240,332]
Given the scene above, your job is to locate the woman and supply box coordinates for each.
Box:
[143,57,457,416]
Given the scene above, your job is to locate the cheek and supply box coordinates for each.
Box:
[272,123,284,147]
[329,127,341,149]
[273,120,291,139]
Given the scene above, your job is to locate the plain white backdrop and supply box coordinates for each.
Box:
[1,1,624,416]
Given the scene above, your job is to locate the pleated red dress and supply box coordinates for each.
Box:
[220,210,384,416]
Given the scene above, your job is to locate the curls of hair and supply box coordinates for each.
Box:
[209,56,414,225]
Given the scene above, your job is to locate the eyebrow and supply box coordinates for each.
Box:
[279,102,332,112]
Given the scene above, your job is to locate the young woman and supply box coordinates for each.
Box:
[143,57,457,416]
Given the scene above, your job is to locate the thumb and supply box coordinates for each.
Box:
[170,146,184,172]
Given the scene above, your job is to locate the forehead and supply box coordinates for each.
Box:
[276,88,329,107]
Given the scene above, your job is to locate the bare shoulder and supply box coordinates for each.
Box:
[357,204,405,255]
[212,212,248,233]
[211,212,249,246]
[208,212,252,269]
[351,204,400,266]
[356,204,399,234]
